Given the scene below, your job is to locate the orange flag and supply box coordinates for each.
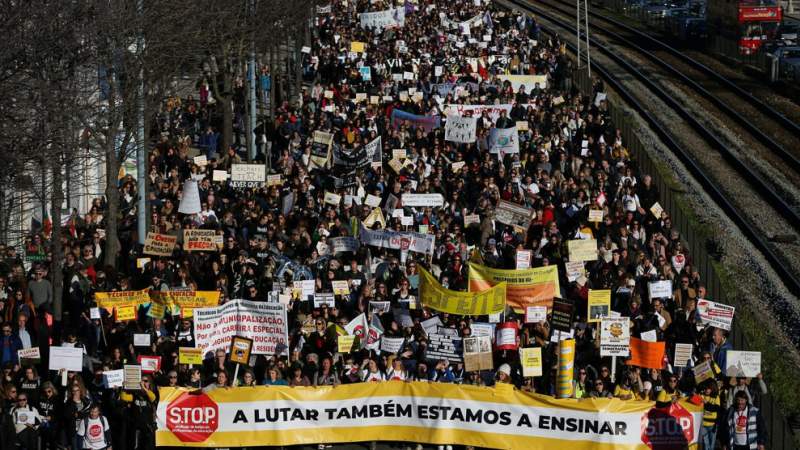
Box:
[627,337,666,369]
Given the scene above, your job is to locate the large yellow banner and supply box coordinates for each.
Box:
[95,289,151,311]
[156,382,702,449]
[468,263,560,311]
[150,290,221,317]
[419,267,506,315]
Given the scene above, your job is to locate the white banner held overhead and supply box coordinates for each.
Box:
[359,7,405,30]
[230,164,266,188]
[359,225,435,255]
[328,237,360,253]
[648,280,673,299]
[194,300,289,356]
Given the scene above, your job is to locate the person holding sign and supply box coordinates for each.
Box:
[10,393,41,450]
[119,376,158,450]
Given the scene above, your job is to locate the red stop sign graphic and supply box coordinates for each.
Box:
[166,392,219,442]
[641,403,695,450]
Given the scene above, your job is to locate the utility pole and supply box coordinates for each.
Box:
[136,0,147,245]
[576,0,592,78]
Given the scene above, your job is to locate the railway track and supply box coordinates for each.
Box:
[500,0,800,320]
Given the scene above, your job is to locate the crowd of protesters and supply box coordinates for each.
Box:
[0,0,771,449]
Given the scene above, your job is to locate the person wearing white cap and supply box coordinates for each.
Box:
[496,363,512,384]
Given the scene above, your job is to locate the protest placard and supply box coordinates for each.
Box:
[513,249,531,269]
[444,116,477,143]
[18,347,40,360]
[332,280,350,296]
[495,200,534,229]
[551,297,574,332]
[104,369,124,388]
[463,335,493,371]
[650,202,664,218]
[124,365,141,390]
[488,127,519,154]
[565,261,585,282]
[194,300,289,356]
[365,194,382,208]
[314,293,335,309]
[463,214,480,227]
[725,351,761,377]
[49,346,83,371]
[495,322,518,350]
[138,355,161,373]
[230,164,266,188]
[674,343,694,367]
[133,334,151,347]
[401,193,444,207]
[694,360,714,384]
[648,280,673,299]
[640,329,658,342]
[115,305,136,322]
[229,336,253,365]
[183,229,219,252]
[516,121,529,131]
[567,239,597,262]
[179,347,203,365]
[525,306,547,324]
[380,337,405,354]
[212,170,228,182]
[143,232,176,256]
[520,347,543,377]
[468,263,558,311]
[426,331,462,363]
[697,299,735,330]
[339,335,356,353]
[600,317,630,357]
[627,338,665,369]
[587,290,611,322]
[588,209,604,222]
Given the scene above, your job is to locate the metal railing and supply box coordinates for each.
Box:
[571,67,797,450]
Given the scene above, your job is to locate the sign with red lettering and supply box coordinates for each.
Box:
[641,402,696,450]
[144,232,177,256]
[183,229,220,252]
[193,300,288,356]
[165,391,219,442]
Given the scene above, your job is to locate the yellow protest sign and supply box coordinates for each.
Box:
[351,41,365,53]
[587,290,611,322]
[147,301,165,319]
[116,305,137,322]
[419,268,506,316]
[362,207,386,229]
[468,263,559,311]
[338,335,356,353]
[95,289,151,312]
[150,290,221,317]
[567,239,598,262]
[179,347,203,365]
[520,347,543,377]
[332,280,350,296]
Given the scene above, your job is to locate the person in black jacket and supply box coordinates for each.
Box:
[36,382,62,450]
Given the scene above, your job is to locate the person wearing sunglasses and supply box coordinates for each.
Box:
[10,393,41,450]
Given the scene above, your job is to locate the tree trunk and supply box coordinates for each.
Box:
[104,133,120,269]
[51,153,64,322]
[269,43,276,121]
[221,93,233,154]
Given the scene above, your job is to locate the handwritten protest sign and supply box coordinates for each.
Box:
[144,232,176,256]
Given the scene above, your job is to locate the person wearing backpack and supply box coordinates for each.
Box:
[76,404,112,450]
